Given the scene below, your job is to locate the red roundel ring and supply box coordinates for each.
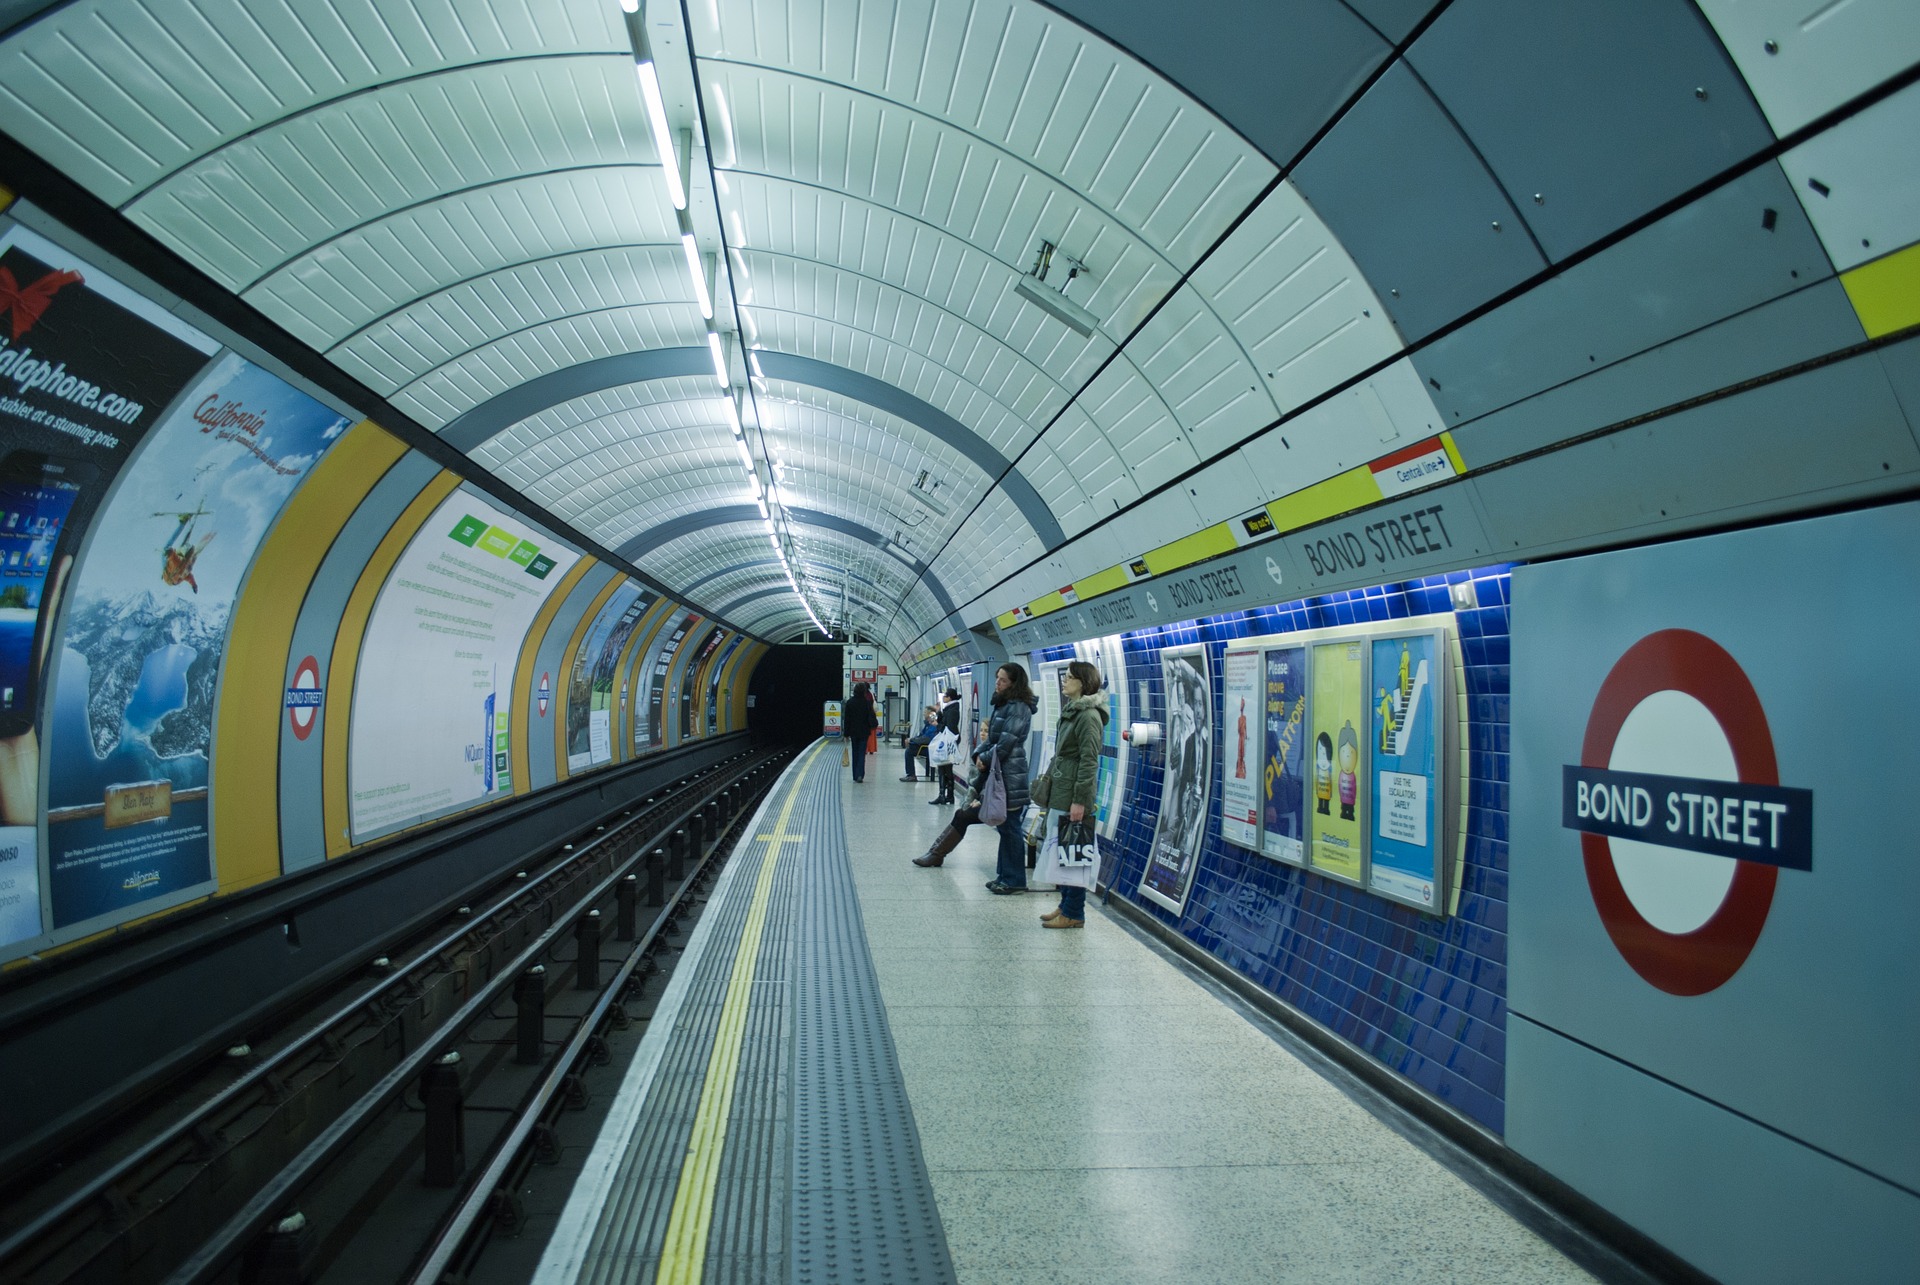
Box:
[1579,629,1778,996]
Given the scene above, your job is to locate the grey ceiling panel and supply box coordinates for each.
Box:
[1412,162,1835,429]
[1409,0,1775,263]
[753,351,1065,546]
[1343,0,1445,44]
[1469,350,1920,554]
[1291,62,1545,343]
[1449,280,1868,468]
[1043,0,1389,167]
[1873,337,1920,454]
[441,349,715,451]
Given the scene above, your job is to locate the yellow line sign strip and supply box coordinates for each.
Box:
[654,744,819,1284]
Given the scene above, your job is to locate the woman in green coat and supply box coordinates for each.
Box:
[1038,660,1107,928]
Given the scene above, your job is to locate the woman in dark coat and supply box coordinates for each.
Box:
[911,663,1036,893]
[842,682,877,783]
[1037,660,1107,927]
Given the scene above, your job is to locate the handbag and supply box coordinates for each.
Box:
[1029,768,1052,811]
[866,727,878,753]
[978,750,1007,825]
[928,728,960,766]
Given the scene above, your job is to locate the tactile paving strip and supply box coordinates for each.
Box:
[790,771,956,1284]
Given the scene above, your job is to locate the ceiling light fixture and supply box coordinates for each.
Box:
[634,59,685,211]
[706,330,728,387]
[680,227,711,318]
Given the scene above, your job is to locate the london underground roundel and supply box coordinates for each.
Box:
[286,655,322,741]
[1564,630,1812,997]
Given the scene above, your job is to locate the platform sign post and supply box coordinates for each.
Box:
[822,701,842,737]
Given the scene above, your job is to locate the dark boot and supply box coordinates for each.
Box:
[912,825,962,867]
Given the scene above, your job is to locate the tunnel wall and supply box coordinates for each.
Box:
[0,199,761,970]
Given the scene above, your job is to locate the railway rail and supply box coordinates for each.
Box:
[0,746,792,1285]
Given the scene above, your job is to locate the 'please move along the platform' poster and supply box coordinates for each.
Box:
[1369,632,1444,910]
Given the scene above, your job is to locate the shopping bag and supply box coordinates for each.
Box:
[978,750,1007,825]
[928,728,960,766]
[867,727,878,754]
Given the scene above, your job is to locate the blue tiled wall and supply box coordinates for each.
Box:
[1035,564,1516,1133]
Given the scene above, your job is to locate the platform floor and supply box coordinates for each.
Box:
[539,743,1597,1284]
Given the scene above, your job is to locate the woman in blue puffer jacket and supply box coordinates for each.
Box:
[910,662,1035,892]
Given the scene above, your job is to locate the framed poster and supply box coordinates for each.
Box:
[1260,644,1310,867]
[1369,630,1449,911]
[1089,635,1129,838]
[1220,648,1263,849]
[1309,637,1369,886]
[1141,643,1211,915]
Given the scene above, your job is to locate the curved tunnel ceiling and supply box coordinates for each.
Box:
[0,0,1913,654]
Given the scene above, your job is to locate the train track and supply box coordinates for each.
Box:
[0,747,792,1285]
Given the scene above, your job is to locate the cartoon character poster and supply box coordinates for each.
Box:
[0,223,220,952]
[1141,644,1211,915]
[1370,632,1443,910]
[1220,648,1262,849]
[45,353,349,930]
[1308,638,1368,885]
[1260,644,1309,867]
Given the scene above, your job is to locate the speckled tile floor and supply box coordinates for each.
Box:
[844,772,1596,1285]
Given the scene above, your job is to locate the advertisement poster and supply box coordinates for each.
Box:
[0,223,220,949]
[1309,638,1368,885]
[706,635,741,734]
[1370,633,1444,909]
[565,582,648,771]
[1141,644,1211,915]
[642,613,697,749]
[45,353,347,931]
[1220,648,1263,849]
[1035,659,1066,773]
[681,627,723,739]
[348,490,575,842]
[1096,635,1128,837]
[1260,644,1309,866]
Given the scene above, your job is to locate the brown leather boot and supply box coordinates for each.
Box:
[912,825,962,867]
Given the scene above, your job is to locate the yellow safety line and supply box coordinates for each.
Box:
[654,744,819,1284]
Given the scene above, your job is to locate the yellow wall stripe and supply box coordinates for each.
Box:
[1439,431,1467,475]
[731,642,767,729]
[553,575,623,782]
[662,620,714,748]
[0,184,14,212]
[510,557,596,793]
[1267,466,1383,534]
[1143,522,1237,576]
[214,422,404,893]
[323,468,460,860]
[1841,240,1920,339]
[1074,564,1131,599]
[654,747,819,1285]
[1027,590,1066,617]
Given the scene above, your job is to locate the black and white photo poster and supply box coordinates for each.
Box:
[1141,644,1211,914]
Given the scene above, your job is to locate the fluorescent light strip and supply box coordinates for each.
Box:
[707,331,728,387]
[681,231,712,319]
[635,60,686,211]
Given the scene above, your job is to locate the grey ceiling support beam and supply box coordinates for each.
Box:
[439,348,716,451]
[753,351,1065,547]
[437,346,1062,549]
[683,557,893,600]
[616,504,958,619]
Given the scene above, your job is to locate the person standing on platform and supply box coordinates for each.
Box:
[901,704,939,781]
[929,688,961,805]
[843,682,877,784]
[1037,660,1106,928]
[911,664,1035,889]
